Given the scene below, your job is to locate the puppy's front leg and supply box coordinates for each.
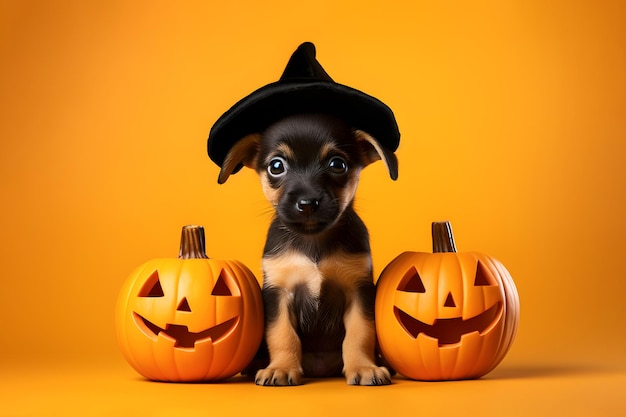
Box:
[257,251,321,386]
[342,287,391,386]
[255,288,304,386]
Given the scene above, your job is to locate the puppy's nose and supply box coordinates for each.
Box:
[296,198,320,217]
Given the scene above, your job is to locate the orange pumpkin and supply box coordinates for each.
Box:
[115,225,264,381]
[375,221,519,380]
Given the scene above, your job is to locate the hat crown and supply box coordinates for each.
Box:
[279,42,334,83]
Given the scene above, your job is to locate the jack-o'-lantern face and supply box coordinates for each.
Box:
[115,226,264,382]
[375,222,519,381]
[130,265,241,351]
[393,258,503,348]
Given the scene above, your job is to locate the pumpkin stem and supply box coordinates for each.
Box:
[178,225,209,259]
[432,221,457,253]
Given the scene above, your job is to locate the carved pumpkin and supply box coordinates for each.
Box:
[115,225,264,381]
[375,221,519,380]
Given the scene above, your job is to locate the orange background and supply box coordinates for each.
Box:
[1,1,625,415]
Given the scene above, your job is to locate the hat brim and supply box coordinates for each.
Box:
[207,80,400,167]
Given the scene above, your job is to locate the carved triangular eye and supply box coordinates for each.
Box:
[474,261,497,286]
[212,270,235,296]
[398,266,426,293]
[138,270,164,297]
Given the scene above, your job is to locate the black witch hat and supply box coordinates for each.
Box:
[207,42,400,168]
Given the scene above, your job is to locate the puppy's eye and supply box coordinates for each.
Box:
[328,157,348,174]
[268,157,287,178]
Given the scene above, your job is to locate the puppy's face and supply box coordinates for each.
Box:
[218,113,398,234]
[257,114,363,234]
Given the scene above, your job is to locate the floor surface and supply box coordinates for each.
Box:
[4,358,625,416]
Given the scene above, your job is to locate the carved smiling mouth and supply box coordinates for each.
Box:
[133,312,239,348]
[394,303,502,347]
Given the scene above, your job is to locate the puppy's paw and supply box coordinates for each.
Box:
[345,365,391,386]
[255,367,303,386]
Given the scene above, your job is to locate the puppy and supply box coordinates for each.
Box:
[218,113,398,386]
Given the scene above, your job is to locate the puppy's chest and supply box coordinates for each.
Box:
[262,250,372,297]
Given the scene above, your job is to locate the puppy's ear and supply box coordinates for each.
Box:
[218,133,261,184]
[354,130,399,180]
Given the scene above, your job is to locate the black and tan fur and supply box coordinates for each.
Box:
[218,113,398,386]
